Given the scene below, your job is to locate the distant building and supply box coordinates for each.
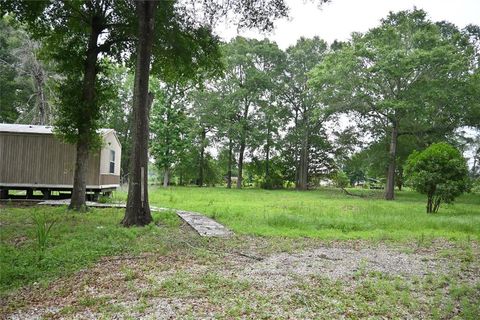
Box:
[0,124,121,199]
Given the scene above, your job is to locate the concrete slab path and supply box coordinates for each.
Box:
[37,199,233,238]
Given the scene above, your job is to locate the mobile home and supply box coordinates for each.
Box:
[0,124,121,199]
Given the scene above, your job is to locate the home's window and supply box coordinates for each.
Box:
[109,150,115,174]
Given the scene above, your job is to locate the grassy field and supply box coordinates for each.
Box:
[118,187,480,241]
[1,187,479,318]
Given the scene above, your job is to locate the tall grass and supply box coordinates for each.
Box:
[31,211,57,261]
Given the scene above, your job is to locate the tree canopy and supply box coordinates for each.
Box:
[309,9,479,200]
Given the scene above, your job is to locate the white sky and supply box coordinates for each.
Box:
[216,0,480,49]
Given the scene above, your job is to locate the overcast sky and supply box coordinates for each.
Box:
[216,0,480,49]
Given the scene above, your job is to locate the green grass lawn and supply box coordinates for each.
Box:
[118,187,480,241]
[1,188,479,318]
[0,206,184,294]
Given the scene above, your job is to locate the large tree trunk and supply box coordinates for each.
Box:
[69,21,101,211]
[296,138,309,190]
[163,166,169,188]
[264,123,271,189]
[396,167,403,191]
[293,109,300,187]
[69,135,89,210]
[122,0,157,227]
[296,114,309,191]
[237,101,250,189]
[198,128,206,187]
[237,139,246,188]
[227,139,233,189]
[385,123,399,200]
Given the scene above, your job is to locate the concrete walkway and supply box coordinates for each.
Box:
[37,199,233,238]
[166,209,233,238]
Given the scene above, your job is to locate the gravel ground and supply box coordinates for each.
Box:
[238,245,446,286]
[3,240,479,320]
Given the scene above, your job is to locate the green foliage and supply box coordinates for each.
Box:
[333,171,349,189]
[404,143,470,213]
[53,59,118,148]
[281,37,330,188]
[2,0,132,141]
[309,8,479,198]
[150,81,193,182]
[99,65,134,179]
[246,157,286,189]
[0,15,54,124]
[31,210,56,261]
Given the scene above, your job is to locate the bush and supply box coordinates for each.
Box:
[333,171,350,189]
[404,142,469,213]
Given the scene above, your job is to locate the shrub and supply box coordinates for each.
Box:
[404,142,469,213]
[333,171,350,189]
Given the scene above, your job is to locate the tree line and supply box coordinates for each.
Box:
[1,3,479,223]
[1,0,302,226]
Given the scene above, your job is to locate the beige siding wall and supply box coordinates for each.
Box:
[99,131,121,176]
[0,133,100,186]
[100,174,120,185]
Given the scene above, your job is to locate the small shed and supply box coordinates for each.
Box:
[0,124,121,199]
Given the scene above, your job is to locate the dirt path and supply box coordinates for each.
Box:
[3,238,479,319]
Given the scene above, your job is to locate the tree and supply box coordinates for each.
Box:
[404,143,469,213]
[280,37,329,190]
[0,15,31,123]
[100,66,134,183]
[2,0,133,210]
[0,15,54,124]
[310,9,478,200]
[216,37,286,188]
[252,42,286,189]
[122,0,158,226]
[150,81,192,188]
[123,0,294,224]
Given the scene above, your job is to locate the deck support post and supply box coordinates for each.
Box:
[0,189,8,199]
[41,189,51,200]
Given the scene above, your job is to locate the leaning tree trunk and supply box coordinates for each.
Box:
[227,139,233,189]
[69,23,101,211]
[385,122,399,200]
[122,0,158,227]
